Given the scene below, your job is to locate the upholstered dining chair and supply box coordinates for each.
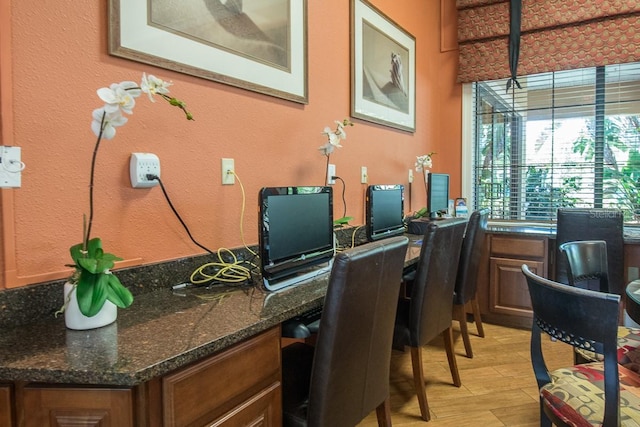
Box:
[453,208,489,358]
[522,264,640,427]
[392,218,466,421]
[560,240,640,367]
[555,208,624,296]
[281,236,409,427]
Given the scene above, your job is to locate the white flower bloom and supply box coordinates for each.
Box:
[91,108,128,140]
[97,81,140,115]
[141,73,172,102]
[415,154,433,172]
[318,142,336,156]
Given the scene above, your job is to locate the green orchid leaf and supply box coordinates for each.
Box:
[86,237,103,257]
[333,216,354,225]
[106,274,134,308]
[75,271,108,317]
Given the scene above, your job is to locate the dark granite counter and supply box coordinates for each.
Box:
[0,277,327,386]
[487,221,640,244]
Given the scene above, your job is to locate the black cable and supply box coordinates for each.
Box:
[333,176,347,218]
[148,174,215,255]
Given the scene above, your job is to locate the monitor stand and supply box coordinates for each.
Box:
[262,260,333,292]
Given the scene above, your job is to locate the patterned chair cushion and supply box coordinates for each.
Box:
[541,363,640,426]
[576,327,640,366]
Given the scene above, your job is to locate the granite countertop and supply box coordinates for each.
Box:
[0,278,328,387]
[487,221,640,243]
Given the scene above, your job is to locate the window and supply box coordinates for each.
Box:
[471,62,640,223]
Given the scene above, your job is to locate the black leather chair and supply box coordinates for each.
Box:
[453,209,489,358]
[555,208,624,296]
[521,264,640,427]
[392,218,466,421]
[281,236,409,427]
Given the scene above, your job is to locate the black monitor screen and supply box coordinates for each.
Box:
[427,173,450,218]
[366,184,405,241]
[259,186,334,281]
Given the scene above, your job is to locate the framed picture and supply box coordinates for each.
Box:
[350,0,416,132]
[109,0,308,104]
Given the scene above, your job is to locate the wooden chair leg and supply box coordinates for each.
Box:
[410,346,431,421]
[375,397,392,427]
[471,296,485,338]
[455,303,473,358]
[442,327,462,387]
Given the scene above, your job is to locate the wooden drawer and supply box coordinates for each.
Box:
[162,326,281,427]
[0,384,13,427]
[209,382,281,427]
[491,235,547,259]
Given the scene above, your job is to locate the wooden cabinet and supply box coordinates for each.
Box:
[11,327,282,426]
[162,326,281,427]
[1,384,13,427]
[485,235,549,328]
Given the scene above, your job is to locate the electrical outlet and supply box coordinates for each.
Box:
[408,169,414,183]
[361,166,368,184]
[222,158,235,185]
[0,146,23,188]
[130,153,160,188]
[327,164,336,185]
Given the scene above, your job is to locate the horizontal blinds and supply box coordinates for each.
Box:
[472,62,640,223]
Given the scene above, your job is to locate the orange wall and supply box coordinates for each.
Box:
[0,0,462,289]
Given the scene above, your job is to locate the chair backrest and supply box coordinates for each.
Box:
[555,208,624,295]
[522,264,620,426]
[409,218,466,346]
[559,240,609,292]
[454,208,489,305]
[307,235,409,426]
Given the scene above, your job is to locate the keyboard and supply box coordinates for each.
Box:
[281,305,323,338]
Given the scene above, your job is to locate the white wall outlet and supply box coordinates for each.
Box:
[222,158,235,185]
[360,166,368,184]
[0,146,23,188]
[408,169,414,183]
[327,164,336,185]
[130,153,160,188]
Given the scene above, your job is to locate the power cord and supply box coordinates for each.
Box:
[332,175,347,219]
[148,174,258,288]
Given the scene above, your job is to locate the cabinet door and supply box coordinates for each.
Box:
[209,382,281,427]
[0,384,13,427]
[490,257,545,318]
[21,386,134,427]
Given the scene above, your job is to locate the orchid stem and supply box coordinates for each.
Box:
[85,112,106,251]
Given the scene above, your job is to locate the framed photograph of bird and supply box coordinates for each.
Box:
[350,0,416,132]
[109,0,308,104]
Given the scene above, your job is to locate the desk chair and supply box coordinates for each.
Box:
[453,208,489,358]
[555,208,624,296]
[522,264,640,427]
[392,218,466,421]
[560,240,640,367]
[281,236,409,427]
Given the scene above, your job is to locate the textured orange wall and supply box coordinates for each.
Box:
[0,0,462,288]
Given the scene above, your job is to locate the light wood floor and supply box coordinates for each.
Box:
[357,322,575,426]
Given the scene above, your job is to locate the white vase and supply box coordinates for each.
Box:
[64,282,117,330]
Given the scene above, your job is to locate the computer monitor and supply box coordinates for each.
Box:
[427,173,450,219]
[258,186,335,291]
[365,184,405,241]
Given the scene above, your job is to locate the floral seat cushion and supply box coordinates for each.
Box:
[576,327,640,367]
[541,363,640,426]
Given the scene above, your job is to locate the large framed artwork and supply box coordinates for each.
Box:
[109,0,308,104]
[350,0,416,132]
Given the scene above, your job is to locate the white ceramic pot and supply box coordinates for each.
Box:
[63,282,117,330]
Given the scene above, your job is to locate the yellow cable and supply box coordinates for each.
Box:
[229,170,258,257]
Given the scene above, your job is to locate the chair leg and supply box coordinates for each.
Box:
[375,397,392,427]
[410,346,431,421]
[471,296,485,338]
[442,327,462,387]
[455,303,473,358]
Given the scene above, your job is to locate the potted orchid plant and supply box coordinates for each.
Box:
[62,73,193,329]
[413,152,436,218]
[318,118,354,225]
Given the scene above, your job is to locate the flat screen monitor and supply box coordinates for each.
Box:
[366,184,405,241]
[427,173,450,219]
[258,186,335,291]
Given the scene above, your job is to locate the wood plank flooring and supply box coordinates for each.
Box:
[357,322,574,426]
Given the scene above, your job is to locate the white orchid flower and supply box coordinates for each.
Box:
[318,142,336,156]
[91,108,128,139]
[415,154,434,173]
[96,81,140,115]
[141,73,172,102]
